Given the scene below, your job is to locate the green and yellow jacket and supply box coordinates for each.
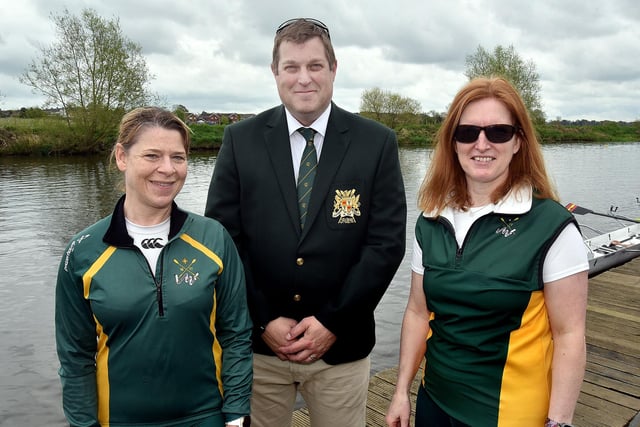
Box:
[55,196,252,427]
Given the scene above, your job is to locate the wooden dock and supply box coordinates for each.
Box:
[292,257,640,427]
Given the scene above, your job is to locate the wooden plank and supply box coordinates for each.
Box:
[584,367,640,398]
[586,349,640,377]
[580,379,640,412]
[291,409,310,427]
[572,399,635,427]
[586,336,640,359]
[586,312,640,338]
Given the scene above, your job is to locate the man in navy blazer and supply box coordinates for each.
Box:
[205,18,406,427]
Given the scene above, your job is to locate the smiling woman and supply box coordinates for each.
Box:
[454,97,522,199]
[54,107,252,427]
[114,126,188,225]
[386,77,589,427]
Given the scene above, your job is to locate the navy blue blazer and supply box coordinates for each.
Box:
[205,103,406,364]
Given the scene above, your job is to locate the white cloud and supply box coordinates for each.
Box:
[0,0,638,121]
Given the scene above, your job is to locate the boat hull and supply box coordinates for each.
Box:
[584,224,640,277]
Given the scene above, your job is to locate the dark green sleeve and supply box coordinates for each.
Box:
[55,239,100,427]
[214,228,253,420]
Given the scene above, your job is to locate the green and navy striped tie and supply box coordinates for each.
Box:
[297,127,317,229]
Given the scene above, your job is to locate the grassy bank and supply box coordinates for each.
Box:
[399,120,640,146]
[0,116,73,155]
[0,117,227,155]
[1,117,639,156]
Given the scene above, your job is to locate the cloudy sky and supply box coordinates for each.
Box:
[1,0,638,121]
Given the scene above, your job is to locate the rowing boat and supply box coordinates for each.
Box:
[565,202,640,277]
[582,223,640,277]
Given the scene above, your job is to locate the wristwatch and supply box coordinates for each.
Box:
[545,418,573,427]
[226,416,245,426]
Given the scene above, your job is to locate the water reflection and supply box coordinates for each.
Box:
[0,142,639,425]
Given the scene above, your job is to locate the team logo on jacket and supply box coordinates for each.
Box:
[332,189,361,224]
[496,217,519,238]
[173,258,199,286]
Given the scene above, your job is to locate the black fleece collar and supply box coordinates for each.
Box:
[103,194,188,247]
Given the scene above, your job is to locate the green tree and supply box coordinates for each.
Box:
[424,110,446,125]
[20,8,156,151]
[360,87,386,122]
[19,107,47,118]
[465,45,545,124]
[173,104,188,122]
[360,87,422,128]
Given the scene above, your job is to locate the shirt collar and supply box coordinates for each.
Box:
[493,186,533,214]
[425,186,533,222]
[284,103,331,137]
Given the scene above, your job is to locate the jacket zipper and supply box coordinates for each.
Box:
[155,255,165,317]
[438,217,465,263]
[139,247,165,317]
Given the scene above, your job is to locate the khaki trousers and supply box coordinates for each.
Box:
[250,353,370,427]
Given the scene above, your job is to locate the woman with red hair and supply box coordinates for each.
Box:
[386,78,588,427]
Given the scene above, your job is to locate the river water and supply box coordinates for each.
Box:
[1,142,639,425]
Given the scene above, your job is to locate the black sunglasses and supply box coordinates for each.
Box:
[454,124,519,144]
[276,18,330,39]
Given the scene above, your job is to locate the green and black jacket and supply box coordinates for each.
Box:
[55,196,252,427]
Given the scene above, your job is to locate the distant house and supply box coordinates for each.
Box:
[184,111,255,125]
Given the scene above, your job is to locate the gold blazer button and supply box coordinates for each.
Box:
[296,257,304,266]
[293,294,302,302]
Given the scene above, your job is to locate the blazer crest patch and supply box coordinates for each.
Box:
[332,189,361,224]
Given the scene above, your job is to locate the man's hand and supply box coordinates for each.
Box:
[261,317,298,360]
[279,316,336,363]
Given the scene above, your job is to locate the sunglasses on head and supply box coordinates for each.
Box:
[454,124,519,144]
[276,18,331,38]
